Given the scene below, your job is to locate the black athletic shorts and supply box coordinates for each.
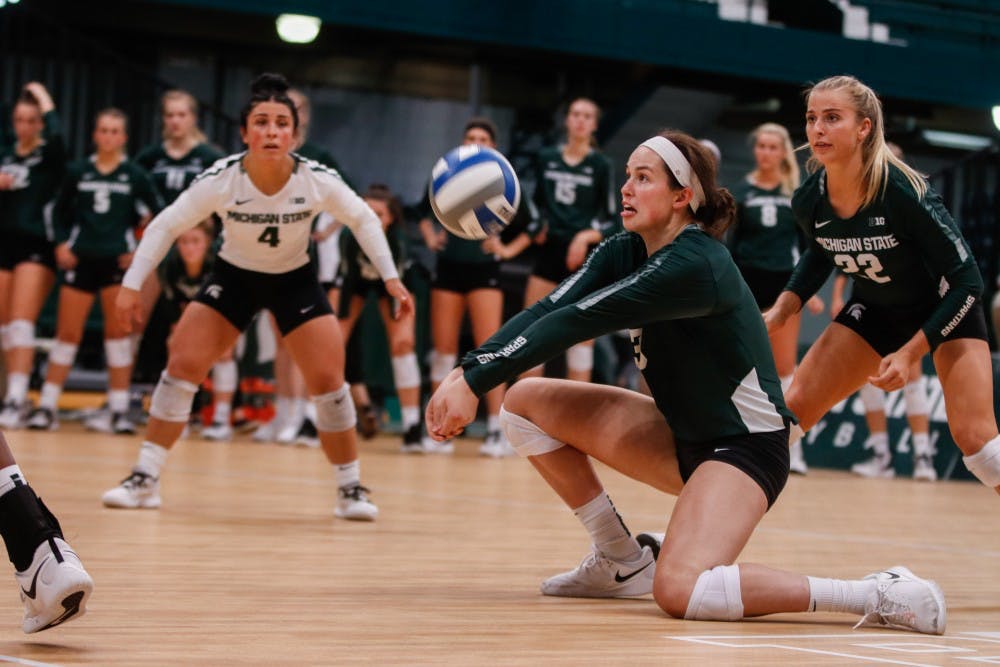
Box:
[737,265,792,310]
[532,237,575,284]
[1,232,56,271]
[336,278,389,315]
[676,426,790,509]
[432,257,500,293]
[194,257,333,336]
[834,295,989,356]
[62,257,124,293]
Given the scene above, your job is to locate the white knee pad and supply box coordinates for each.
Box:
[149,372,199,422]
[566,343,593,373]
[48,341,78,367]
[391,353,420,390]
[684,564,744,621]
[104,337,133,368]
[313,384,356,432]
[498,406,564,457]
[963,435,1000,488]
[902,376,929,417]
[430,351,457,384]
[6,320,33,349]
[212,359,238,393]
[859,383,885,413]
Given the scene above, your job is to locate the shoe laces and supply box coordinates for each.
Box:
[338,484,371,502]
[854,578,916,630]
[121,471,156,490]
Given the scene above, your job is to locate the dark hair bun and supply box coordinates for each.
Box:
[251,73,290,96]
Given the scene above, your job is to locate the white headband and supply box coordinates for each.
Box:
[640,136,706,213]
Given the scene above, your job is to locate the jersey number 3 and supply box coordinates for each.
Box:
[258,227,280,247]
[833,253,891,284]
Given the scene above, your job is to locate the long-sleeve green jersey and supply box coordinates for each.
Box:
[786,166,982,348]
[462,227,793,442]
[134,142,225,206]
[53,158,163,258]
[730,179,800,272]
[528,146,618,242]
[0,111,67,239]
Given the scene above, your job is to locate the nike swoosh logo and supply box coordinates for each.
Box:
[299,305,315,314]
[815,219,833,228]
[614,560,653,583]
[884,571,901,580]
[235,198,253,206]
[714,447,730,453]
[21,558,47,600]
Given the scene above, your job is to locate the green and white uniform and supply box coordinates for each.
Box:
[463,226,793,443]
[53,157,163,258]
[786,166,983,349]
[336,224,407,307]
[134,143,224,207]
[157,245,215,322]
[0,110,66,243]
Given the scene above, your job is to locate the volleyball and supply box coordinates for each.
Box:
[428,145,521,240]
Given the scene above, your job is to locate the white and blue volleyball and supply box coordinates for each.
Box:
[429,145,521,240]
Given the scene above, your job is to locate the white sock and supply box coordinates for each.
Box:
[401,406,420,429]
[865,432,890,457]
[487,415,500,433]
[334,460,360,489]
[108,389,129,414]
[0,465,27,498]
[39,382,62,410]
[135,441,169,478]
[290,398,307,425]
[214,401,231,425]
[275,396,292,428]
[807,576,875,615]
[912,432,932,457]
[5,373,29,404]
[573,493,641,562]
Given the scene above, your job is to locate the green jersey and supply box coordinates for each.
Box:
[730,179,800,272]
[295,142,352,190]
[53,157,163,258]
[157,244,215,319]
[0,111,67,239]
[529,146,618,242]
[338,223,407,293]
[134,142,224,206]
[463,227,793,442]
[787,166,983,348]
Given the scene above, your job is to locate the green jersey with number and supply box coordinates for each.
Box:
[730,179,800,272]
[53,158,163,258]
[134,143,224,206]
[0,111,67,239]
[529,146,618,242]
[463,227,792,442]
[787,166,982,347]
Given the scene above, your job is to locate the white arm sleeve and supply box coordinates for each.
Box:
[122,179,220,290]
[321,175,399,282]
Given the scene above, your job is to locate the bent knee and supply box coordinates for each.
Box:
[654,562,744,621]
[951,423,999,455]
[390,337,414,356]
[502,377,548,417]
[653,565,700,619]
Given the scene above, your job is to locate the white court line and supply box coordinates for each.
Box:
[0,655,61,667]
[18,448,1000,559]
[668,637,939,666]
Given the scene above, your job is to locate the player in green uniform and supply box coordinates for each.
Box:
[522,98,618,383]
[26,109,162,433]
[766,75,999,495]
[0,83,67,429]
[427,129,945,633]
[419,117,532,456]
[730,123,823,474]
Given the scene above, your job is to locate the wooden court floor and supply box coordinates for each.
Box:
[0,425,997,665]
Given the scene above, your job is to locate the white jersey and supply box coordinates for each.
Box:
[122,152,397,290]
[314,213,343,284]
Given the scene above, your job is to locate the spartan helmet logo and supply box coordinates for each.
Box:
[845,303,866,321]
[204,284,223,299]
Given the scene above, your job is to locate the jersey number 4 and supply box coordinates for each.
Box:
[833,253,891,284]
[258,227,280,247]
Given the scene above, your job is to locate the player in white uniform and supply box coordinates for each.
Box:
[100,74,411,521]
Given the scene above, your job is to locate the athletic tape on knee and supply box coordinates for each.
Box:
[963,435,1000,488]
[684,565,744,621]
[499,407,565,457]
[859,384,885,413]
[104,337,133,368]
[48,341,78,367]
[391,353,420,390]
[566,343,593,373]
[430,351,457,384]
[313,384,356,432]
[149,371,199,422]
[902,376,929,417]
[6,320,33,349]
[212,359,238,393]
